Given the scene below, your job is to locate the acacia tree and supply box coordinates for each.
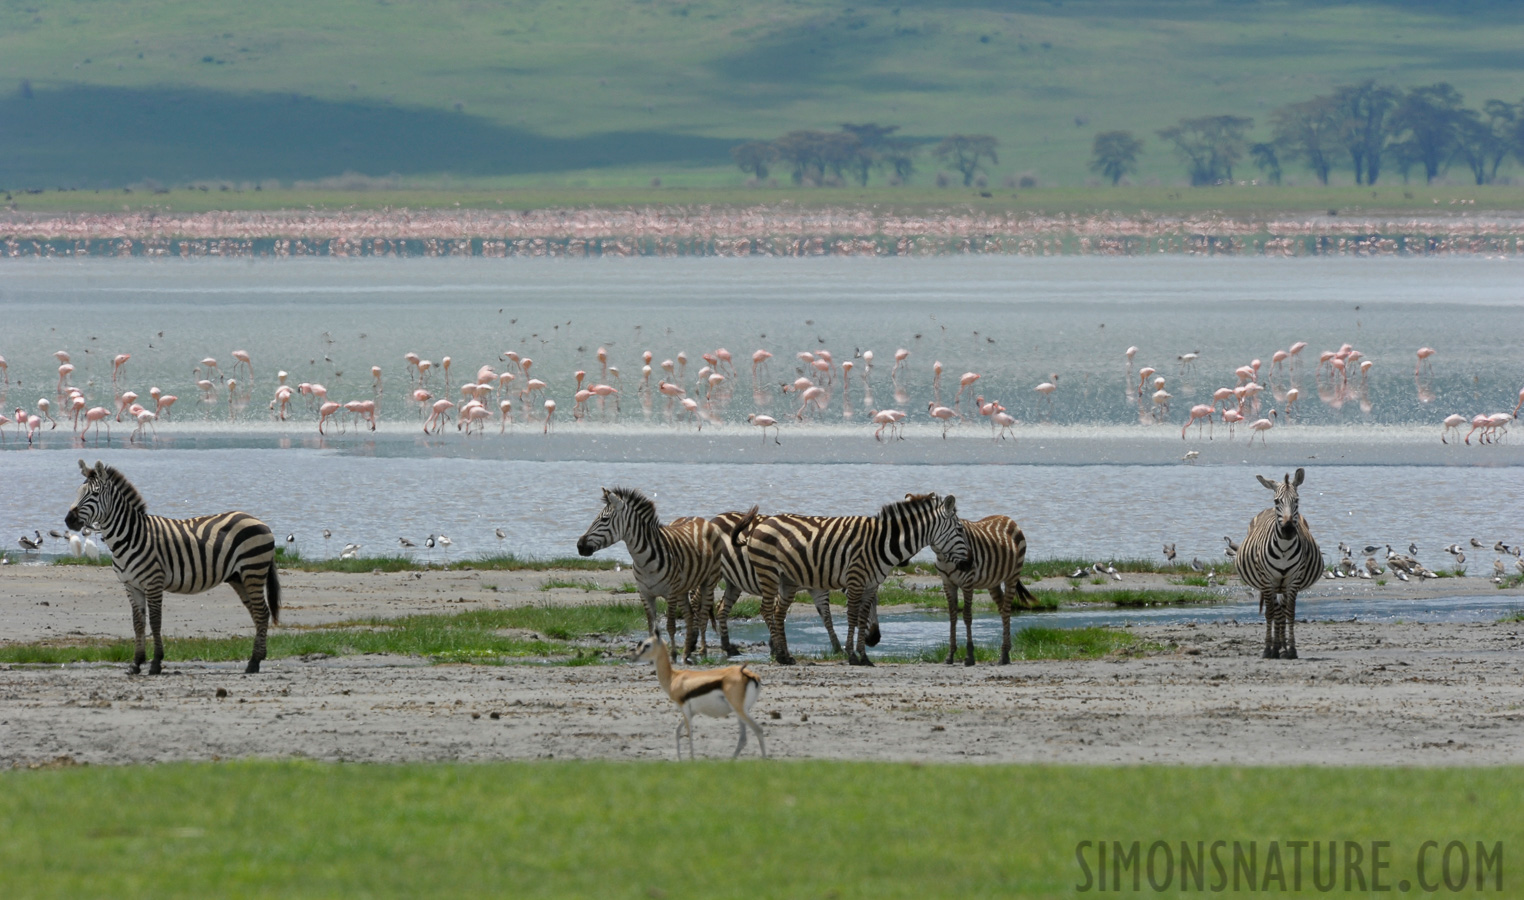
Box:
[1271,97,1342,185]
[1250,142,1282,185]
[1452,99,1518,185]
[1390,83,1465,183]
[934,135,998,186]
[1331,81,1399,185]
[840,123,898,186]
[1088,131,1144,185]
[1156,115,1253,185]
[730,141,777,180]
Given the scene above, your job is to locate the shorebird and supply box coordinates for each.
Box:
[18,530,43,554]
[1162,543,1176,561]
[495,528,506,541]
[1223,536,1239,558]
[398,537,417,549]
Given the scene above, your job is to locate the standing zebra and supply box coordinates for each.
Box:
[1235,467,1323,659]
[576,487,726,662]
[934,515,1038,666]
[685,509,846,657]
[743,493,970,666]
[63,460,280,674]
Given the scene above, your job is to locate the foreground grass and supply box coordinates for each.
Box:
[1,761,1517,898]
[0,605,651,667]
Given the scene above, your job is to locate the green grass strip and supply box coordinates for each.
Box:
[0,761,1517,898]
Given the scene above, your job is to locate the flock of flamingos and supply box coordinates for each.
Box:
[0,340,1519,447]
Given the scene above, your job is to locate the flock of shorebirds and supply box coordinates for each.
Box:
[1,335,1519,446]
[1158,534,1524,587]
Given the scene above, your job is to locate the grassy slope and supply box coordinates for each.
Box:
[2,0,1523,189]
[1,762,1517,897]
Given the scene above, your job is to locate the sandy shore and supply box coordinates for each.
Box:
[3,565,1522,767]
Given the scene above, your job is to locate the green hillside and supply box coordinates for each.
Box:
[2,0,1523,188]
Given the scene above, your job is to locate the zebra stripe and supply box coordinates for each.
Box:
[576,487,725,662]
[1235,467,1323,659]
[63,459,279,675]
[934,515,1037,666]
[742,492,970,665]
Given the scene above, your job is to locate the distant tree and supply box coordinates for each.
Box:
[731,141,777,180]
[934,135,998,187]
[1250,142,1282,185]
[840,123,899,186]
[1461,99,1518,184]
[820,131,865,185]
[881,139,918,184]
[1331,81,1399,185]
[1271,97,1343,185]
[1390,83,1466,184]
[1088,131,1144,185]
[1156,115,1253,185]
[772,130,834,184]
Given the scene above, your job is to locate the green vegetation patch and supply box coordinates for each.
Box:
[0,761,1515,898]
[0,605,650,667]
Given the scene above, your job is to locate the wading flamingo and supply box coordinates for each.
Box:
[748,413,780,444]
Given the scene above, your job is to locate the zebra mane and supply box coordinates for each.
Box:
[881,492,935,518]
[96,463,147,513]
[607,486,659,527]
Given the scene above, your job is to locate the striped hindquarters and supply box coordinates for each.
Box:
[744,513,873,591]
[1235,510,1322,594]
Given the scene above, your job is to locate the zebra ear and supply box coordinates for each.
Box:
[1256,474,1276,490]
[1293,467,1305,486]
[77,459,90,476]
[943,494,958,514]
[93,460,106,476]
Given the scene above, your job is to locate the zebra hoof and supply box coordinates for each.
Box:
[999,653,1011,666]
[1262,648,1277,659]
[944,653,957,665]
[148,661,163,675]
[1281,648,1298,660]
[774,654,796,666]
[850,656,875,667]
[245,659,262,674]
[964,654,975,667]
[721,643,738,657]
[127,664,142,676]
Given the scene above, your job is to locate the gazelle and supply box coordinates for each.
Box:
[629,632,767,760]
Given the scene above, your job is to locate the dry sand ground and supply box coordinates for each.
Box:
[3,565,1523,767]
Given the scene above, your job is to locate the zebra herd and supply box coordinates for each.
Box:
[60,457,1324,677]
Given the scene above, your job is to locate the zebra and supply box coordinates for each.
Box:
[575,487,726,663]
[934,515,1038,666]
[63,459,280,675]
[742,492,970,666]
[679,509,852,657]
[1235,467,1323,659]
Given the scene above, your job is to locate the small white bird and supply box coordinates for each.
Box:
[83,533,100,560]
[437,535,453,548]
[67,531,83,557]
[494,527,506,541]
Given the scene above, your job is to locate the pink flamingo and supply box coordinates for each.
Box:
[1415,347,1437,375]
[112,353,131,384]
[273,386,294,420]
[705,373,725,400]
[953,372,980,410]
[318,401,343,434]
[130,408,157,442]
[0,354,7,383]
[752,349,773,381]
[1222,407,1244,439]
[543,399,556,434]
[592,383,620,412]
[1270,349,1288,374]
[748,413,780,444]
[993,410,1016,441]
[82,406,110,443]
[675,353,686,380]
[597,347,609,379]
[372,366,383,391]
[1125,346,1138,363]
[441,356,452,383]
[499,399,513,432]
[796,386,825,419]
[24,413,41,445]
[1182,404,1215,440]
[1463,414,1490,445]
[424,399,455,434]
[115,391,139,422]
[57,363,75,393]
[201,357,223,382]
[1137,367,1156,396]
[0,411,9,441]
[54,350,70,364]
[1441,413,1468,444]
[861,349,874,378]
[928,402,957,438]
[36,398,55,429]
[573,389,593,419]
[1247,410,1278,445]
[1034,379,1056,413]
[1211,387,1236,412]
[891,348,909,378]
[417,360,433,383]
[715,347,734,375]
[931,361,944,401]
[405,352,421,381]
[231,350,252,379]
[1513,388,1524,418]
[1283,387,1300,420]
[680,397,702,429]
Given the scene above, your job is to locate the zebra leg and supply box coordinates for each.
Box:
[758,578,794,665]
[126,585,148,675]
[146,587,166,675]
[1260,590,1277,658]
[993,584,1012,665]
[847,584,873,667]
[231,573,271,674]
[812,590,843,655]
[943,579,959,663]
[666,596,683,662]
[718,583,739,657]
[962,586,976,667]
[639,592,659,636]
[1284,592,1299,659]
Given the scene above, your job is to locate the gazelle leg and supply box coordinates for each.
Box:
[734,717,748,757]
[675,717,686,761]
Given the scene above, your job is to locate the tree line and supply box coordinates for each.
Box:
[1092,81,1524,187]
[732,126,1000,188]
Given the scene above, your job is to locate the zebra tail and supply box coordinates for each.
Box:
[732,505,760,549]
[267,565,282,625]
[1012,579,1037,608]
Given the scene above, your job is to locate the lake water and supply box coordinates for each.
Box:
[2,256,1520,580]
